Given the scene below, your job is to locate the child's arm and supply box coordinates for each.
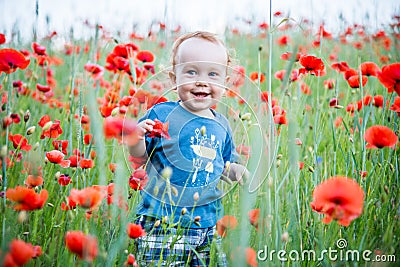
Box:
[221,162,249,185]
[128,119,155,158]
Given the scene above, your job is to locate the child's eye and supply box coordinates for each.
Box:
[186,70,197,75]
[209,72,219,77]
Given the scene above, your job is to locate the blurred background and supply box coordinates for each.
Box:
[0,0,399,40]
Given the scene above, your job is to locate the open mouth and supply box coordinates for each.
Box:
[192,92,210,98]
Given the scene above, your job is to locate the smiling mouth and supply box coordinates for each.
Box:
[192,92,210,98]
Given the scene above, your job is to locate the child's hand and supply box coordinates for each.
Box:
[221,162,249,185]
[137,119,155,139]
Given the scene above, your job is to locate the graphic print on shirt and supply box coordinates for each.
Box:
[190,127,219,184]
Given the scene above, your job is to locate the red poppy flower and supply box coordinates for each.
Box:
[46,149,67,163]
[38,114,51,127]
[61,195,77,210]
[0,48,30,74]
[58,174,72,186]
[126,223,146,239]
[360,62,380,77]
[39,119,63,139]
[52,139,68,154]
[8,134,32,151]
[129,169,149,190]
[310,176,364,226]
[236,144,251,157]
[36,83,51,93]
[136,50,155,63]
[105,43,139,74]
[68,186,105,209]
[216,215,238,237]
[32,42,47,56]
[343,69,358,81]
[0,33,5,45]
[301,82,311,95]
[378,63,400,96]
[389,96,400,116]
[273,114,287,125]
[246,247,258,267]
[125,253,140,267]
[104,116,139,145]
[299,55,325,76]
[80,158,94,169]
[249,72,266,83]
[3,239,37,266]
[65,231,98,262]
[6,186,48,211]
[25,175,44,188]
[318,25,333,39]
[331,61,350,72]
[248,208,260,229]
[347,75,368,88]
[323,79,335,89]
[147,119,170,139]
[280,52,301,61]
[364,125,398,149]
[10,113,21,123]
[84,63,104,80]
[274,70,286,81]
[373,95,384,108]
[277,35,290,46]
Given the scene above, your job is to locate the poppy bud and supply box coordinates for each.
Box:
[26,126,36,135]
[200,126,206,136]
[295,138,302,145]
[153,185,159,196]
[111,107,120,117]
[161,166,172,180]
[42,121,53,131]
[308,166,315,173]
[193,192,199,201]
[240,113,251,121]
[181,208,187,215]
[162,216,169,224]
[171,186,178,197]
[24,110,30,122]
[276,160,281,167]
[33,142,40,151]
[281,232,289,242]
[225,161,231,171]
[0,145,7,158]
[268,177,273,188]
[18,211,27,223]
[154,220,161,228]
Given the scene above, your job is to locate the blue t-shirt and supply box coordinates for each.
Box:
[136,101,237,228]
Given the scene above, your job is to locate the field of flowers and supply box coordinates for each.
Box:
[0,11,399,267]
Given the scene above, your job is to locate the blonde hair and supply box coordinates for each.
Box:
[170,31,232,70]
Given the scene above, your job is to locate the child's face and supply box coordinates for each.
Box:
[170,38,229,116]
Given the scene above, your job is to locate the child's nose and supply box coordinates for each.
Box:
[195,80,208,87]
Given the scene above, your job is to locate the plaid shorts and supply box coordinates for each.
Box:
[134,216,227,267]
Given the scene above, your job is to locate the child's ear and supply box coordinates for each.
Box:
[169,71,176,84]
